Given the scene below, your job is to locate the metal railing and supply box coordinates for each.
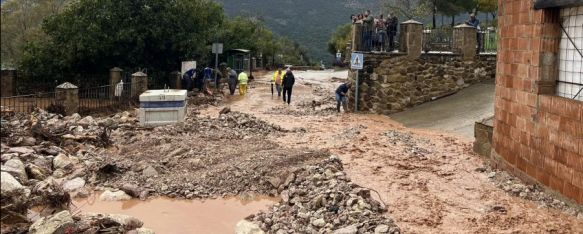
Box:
[78,82,134,114]
[355,25,399,53]
[423,27,454,54]
[1,91,61,114]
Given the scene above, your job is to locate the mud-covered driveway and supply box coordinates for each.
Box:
[211,69,582,233]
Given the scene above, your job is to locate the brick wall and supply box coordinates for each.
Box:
[492,0,583,204]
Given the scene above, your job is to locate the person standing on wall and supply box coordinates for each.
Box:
[238,70,249,96]
[335,82,351,113]
[272,68,284,97]
[363,10,375,51]
[386,12,398,52]
[282,68,295,105]
[465,14,482,54]
[227,67,238,95]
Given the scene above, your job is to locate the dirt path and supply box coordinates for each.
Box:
[205,70,582,233]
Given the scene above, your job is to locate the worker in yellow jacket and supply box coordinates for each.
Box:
[238,71,249,96]
[271,68,284,97]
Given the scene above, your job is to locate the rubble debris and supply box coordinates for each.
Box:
[248,156,400,233]
[486,168,581,215]
[28,210,75,234]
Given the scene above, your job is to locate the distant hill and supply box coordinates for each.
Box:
[216,0,377,63]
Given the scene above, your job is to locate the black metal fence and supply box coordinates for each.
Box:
[355,26,400,53]
[1,91,62,114]
[423,27,454,53]
[78,82,134,114]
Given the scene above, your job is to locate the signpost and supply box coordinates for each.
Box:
[350,52,363,112]
[212,43,223,88]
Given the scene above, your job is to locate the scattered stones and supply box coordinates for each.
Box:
[99,190,132,201]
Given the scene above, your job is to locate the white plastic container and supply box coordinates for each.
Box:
[139,89,187,126]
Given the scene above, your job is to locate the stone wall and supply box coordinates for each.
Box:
[474,117,494,158]
[347,54,496,114]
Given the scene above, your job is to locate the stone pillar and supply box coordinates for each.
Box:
[109,67,123,98]
[131,72,148,98]
[453,24,477,60]
[351,24,363,52]
[55,82,79,115]
[399,20,423,59]
[1,69,16,97]
[172,71,182,89]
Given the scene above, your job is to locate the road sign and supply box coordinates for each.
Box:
[212,43,223,54]
[350,52,363,70]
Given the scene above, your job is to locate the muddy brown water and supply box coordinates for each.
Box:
[72,195,279,233]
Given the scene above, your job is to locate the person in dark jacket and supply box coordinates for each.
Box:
[335,82,351,113]
[282,68,295,105]
[386,12,398,52]
[227,67,238,95]
[182,69,196,91]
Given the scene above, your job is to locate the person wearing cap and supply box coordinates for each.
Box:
[465,14,482,53]
[282,67,295,105]
[238,70,249,96]
[272,68,284,97]
[227,67,238,95]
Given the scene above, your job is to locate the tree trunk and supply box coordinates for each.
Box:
[451,15,455,27]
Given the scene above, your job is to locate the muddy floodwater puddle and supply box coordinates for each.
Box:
[73,195,279,233]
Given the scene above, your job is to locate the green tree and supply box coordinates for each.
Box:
[327,23,352,56]
[434,0,475,26]
[19,0,224,79]
[381,0,432,20]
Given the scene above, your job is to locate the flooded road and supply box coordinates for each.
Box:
[73,195,278,233]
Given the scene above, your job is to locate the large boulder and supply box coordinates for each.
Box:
[1,158,28,182]
[62,177,86,192]
[53,153,73,170]
[235,220,264,234]
[8,147,34,155]
[0,171,30,197]
[79,213,143,230]
[29,210,75,234]
[99,190,132,201]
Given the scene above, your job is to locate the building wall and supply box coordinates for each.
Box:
[492,0,583,204]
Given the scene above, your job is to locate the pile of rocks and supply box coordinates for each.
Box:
[485,169,582,216]
[246,156,400,234]
[0,109,140,231]
[26,210,152,234]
